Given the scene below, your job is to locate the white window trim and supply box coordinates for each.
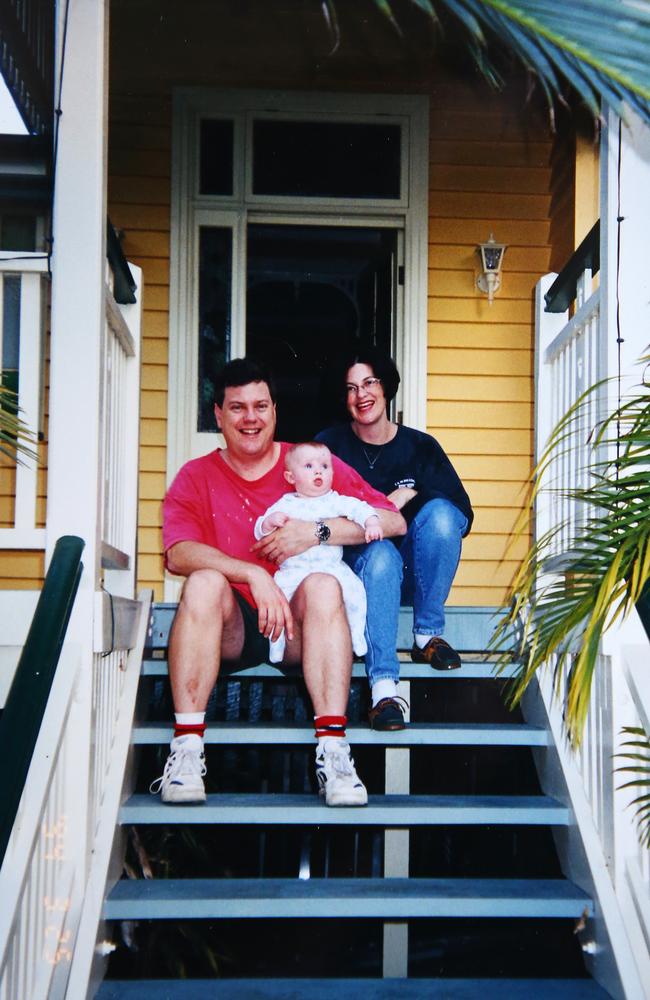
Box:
[168,86,429,488]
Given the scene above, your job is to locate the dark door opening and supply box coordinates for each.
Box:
[246,223,398,441]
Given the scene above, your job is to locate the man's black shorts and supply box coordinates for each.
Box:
[221,588,272,671]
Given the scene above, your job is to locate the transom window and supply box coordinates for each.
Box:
[169,88,428,472]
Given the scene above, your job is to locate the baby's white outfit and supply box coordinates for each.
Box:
[254,489,377,663]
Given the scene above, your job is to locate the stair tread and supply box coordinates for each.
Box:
[132,721,548,746]
[96,977,610,999]
[105,876,592,920]
[121,792,569,826]
[141,659,518,680]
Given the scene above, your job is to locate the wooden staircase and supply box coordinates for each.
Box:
[96,606,610,998]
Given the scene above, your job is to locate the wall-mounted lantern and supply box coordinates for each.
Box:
[476,234,507,304]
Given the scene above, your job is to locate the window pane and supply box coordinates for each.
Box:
[252,121,401,199]
[1,274,21,414]
[198,227,232,432]
[0,215,37,251]
[2,275,21,369]
[199,119,234,195]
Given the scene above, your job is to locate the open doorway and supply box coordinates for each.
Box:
[246,224,399,440]
[197,222,400,441]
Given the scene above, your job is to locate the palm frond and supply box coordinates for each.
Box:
[0,384,39,464]
[491,354,650,746]
[369,0,650,125]
[616,726,650,848]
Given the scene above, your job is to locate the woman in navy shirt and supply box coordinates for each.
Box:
[317,348,473,731]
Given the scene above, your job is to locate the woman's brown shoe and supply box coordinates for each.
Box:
[411,636,461,670]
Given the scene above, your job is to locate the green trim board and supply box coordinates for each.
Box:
[0,535,84,864]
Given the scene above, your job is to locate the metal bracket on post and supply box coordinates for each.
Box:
[382,681,410,978]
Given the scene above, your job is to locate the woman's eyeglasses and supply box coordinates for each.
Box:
[346,377,382,396]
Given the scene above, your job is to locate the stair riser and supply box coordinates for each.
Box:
[120,807,569,826]
[96,978,611,999]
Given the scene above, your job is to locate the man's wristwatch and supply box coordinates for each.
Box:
[315,520,331,544]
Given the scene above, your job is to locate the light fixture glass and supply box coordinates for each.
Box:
[476,233,507,304]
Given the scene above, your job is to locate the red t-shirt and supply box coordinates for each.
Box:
[163,441,397,608]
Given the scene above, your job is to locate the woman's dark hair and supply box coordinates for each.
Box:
[213,357,277,407]
[341,346,401,404]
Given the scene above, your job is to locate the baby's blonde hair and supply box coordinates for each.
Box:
[285,440,331,468]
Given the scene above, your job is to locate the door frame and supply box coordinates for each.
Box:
[167,86,429,482]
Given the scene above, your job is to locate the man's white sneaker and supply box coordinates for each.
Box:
[315,738,368,807]
[149,733,207,804]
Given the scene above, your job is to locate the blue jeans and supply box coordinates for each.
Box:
[344,498,468,686]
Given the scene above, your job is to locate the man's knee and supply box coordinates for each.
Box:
[299,572,344,611]
[179,569,234,617]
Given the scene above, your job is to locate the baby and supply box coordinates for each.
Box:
[254,441,383,663]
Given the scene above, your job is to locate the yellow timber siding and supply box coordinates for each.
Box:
[548,125,575,274]
[109,97,171,599]
[428,84,552,605]
[548,117,599,273]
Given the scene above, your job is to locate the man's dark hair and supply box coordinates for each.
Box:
[213,358,277,408]
[341,346,401,404]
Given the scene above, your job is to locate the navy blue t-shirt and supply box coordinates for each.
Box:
[316,423,473,535]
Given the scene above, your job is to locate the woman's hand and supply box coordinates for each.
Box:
[386,486,418,510]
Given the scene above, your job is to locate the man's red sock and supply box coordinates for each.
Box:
[314,715,347,741]
[173,721,206,739]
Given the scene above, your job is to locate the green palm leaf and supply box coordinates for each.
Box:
[491,354,650,746]
[616,727,650,848]
[368,0,650,124]
[0,384,39,464]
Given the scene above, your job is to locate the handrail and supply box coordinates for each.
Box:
[0,535,84,864]
[544,220,600,314]
[107,218,137,304]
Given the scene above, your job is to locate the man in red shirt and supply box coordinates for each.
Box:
[153,358,406,807]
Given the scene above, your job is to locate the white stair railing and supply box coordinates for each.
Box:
[534,268,604,557]
[0,252,147,998]
[0,253,48,550]
[0,589,151,1000]
[99,267,142,598]
[532,267,650,998]
[533,619,650,999]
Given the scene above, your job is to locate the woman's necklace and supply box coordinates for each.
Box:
[354,422,397,471]
[361,443,383,470]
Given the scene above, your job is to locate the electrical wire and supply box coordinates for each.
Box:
[615,116,624,475]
